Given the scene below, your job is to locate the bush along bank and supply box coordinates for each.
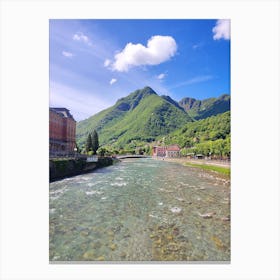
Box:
[49,157,115,182]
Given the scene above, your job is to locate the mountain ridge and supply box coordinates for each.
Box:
[179,94,230,120]
[76,87,193,148]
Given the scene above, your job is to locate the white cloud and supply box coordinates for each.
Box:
[110,35,177,72]
[157,73,166,80]
[104,59,111,67]
[72,32,92,46]
[62,51,74,58]
[110,78,117,85]
[212,19,230,40]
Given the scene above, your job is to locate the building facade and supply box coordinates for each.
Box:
[152,144,181,157]
[49,108,76,154]
[152,146,166,157]
[166,144,181,158]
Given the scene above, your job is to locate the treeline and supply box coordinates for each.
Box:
[163,111,230,158]
[180,138,230,158]
[85,130,99,154]
[78,111,231,158]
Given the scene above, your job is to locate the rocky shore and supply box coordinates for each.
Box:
[153,156,230,183]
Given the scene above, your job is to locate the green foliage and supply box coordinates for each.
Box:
[164,111,230,158]
[74,142,81,153]
[179,94,230,120]
[97,147,106,156]
[76,86,230,159]
[184,162,230,177]
[76,86,192,148]
[91,130,99,154]
[85,134,92,153]
[165,111,230,145]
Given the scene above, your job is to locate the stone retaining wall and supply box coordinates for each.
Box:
[49,157,114,182]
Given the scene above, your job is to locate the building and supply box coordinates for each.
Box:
[152,146,166,157]
[166,144,181,158]
[152,144,181,158]
[49,108,76,154]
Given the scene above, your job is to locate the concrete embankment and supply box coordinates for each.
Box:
[49,157,116,182]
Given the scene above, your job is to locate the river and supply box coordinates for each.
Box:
[49,158,230,262]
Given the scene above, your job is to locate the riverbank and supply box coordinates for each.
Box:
[153,157,230,179]
[49,157,118,182]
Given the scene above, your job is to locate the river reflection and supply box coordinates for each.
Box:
[49,158,230,262]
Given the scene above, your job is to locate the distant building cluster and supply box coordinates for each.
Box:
[49,108,76,154]
[152,144,181,158]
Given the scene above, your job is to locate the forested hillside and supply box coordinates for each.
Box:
[179,94,230,120]
[76,87,193,149]
[163,111,230,158]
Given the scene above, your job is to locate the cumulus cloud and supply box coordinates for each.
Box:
[109,35,177,72]
[73,32,92,45]
[109,78,117,85]
[157,73,166,80]
[212,19,230,40]
[104,59,111,67]
[62,51,74,58]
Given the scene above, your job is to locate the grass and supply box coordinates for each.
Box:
[184,162,230,177]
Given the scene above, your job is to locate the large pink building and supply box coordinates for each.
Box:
[152,144,181,157]
[49,108,76,154]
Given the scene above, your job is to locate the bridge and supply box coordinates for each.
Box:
[116,155,151,159]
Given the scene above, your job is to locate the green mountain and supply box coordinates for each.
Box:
[179,94,230,120]
[76,87,193,148]
[163,111,231,157]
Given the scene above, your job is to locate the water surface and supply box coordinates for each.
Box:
[49,158,230,262]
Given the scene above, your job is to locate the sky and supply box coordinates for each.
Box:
[49,19,230,121]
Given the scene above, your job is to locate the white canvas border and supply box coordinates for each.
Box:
[0,0,279,279]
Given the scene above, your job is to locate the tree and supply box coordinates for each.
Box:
[97,147,106,157]
[85,134,93,153]
[91,130,99,155]
[75,142,81,153]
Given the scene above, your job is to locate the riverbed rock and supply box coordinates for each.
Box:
[170,207,182,214]
[110,243,117,251]
[83,250,95,260]
[198,212,216,218]
[82,230,90,237]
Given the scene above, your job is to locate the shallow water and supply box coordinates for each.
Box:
[49,158,230,262]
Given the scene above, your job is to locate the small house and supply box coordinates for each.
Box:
[166,144,181,158]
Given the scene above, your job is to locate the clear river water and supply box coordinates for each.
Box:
[49,158,230,262]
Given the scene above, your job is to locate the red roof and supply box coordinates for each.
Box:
[166,145,180,151]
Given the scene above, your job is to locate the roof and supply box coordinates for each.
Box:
[153,146,166,149]
[166,144,180,151]
[50,108,75,121]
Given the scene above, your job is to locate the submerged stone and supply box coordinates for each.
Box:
[83,250,95,260]
[198,212,216,218]
[170,207,182,214]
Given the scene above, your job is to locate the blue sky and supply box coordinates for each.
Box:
[49,19,230,121]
